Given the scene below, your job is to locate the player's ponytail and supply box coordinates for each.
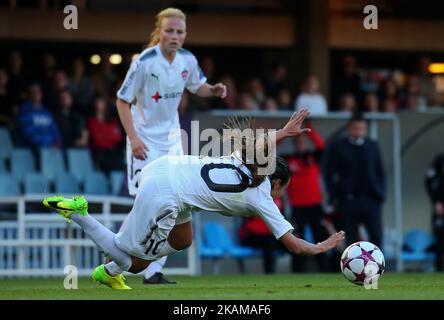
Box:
[224,117,271,188]
[146,8,186,48]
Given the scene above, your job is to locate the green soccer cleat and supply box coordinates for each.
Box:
[92,264,132,290]
[42,195,88,223]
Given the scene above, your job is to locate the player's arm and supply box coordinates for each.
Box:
[280,230,345,256]
[195,82,227,98]
[116,98,148,160]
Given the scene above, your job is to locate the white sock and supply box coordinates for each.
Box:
[105,261,123,276]
[145,256,167,279]
[157,241,179,258]
[71,213,132,271]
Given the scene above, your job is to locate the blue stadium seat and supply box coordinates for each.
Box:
[11,148,36,180]
[110,170,125,195]
[203,222,261,273]
[40,148,65,182]
[0,174,21,196]
[67,148,94,183]
[0,158,6,172]
[0,128,13,165]
[401,229,435,271]
[24,173,50,194]
[84,171,109,195]
[54,172,80,195]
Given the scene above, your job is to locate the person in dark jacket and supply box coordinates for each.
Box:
[325,114,386,248]
[425,152,444,271]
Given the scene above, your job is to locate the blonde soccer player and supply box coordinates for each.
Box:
[115,8,227,284]
[43,109,345,290]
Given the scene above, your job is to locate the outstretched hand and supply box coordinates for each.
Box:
[318,231,346,253]
[281,108,311,138]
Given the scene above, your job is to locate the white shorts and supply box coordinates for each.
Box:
[126,139,184,196]
[116,159,191,260]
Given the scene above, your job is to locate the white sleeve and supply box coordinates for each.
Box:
[117,60,145,104]
[186,60,207,94]
[255,198,294,239]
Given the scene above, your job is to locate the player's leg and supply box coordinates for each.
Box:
[43,196,132,289]
[142,145,184,284]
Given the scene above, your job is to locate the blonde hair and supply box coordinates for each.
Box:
[223,117,271,188]
[147,8,186,48]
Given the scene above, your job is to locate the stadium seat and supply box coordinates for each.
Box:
[67,148,94,183]
[110,170,125,195]
[0,174,21,196]
[0,127,13,166]
[24,173,50,194]
[197,229,224,274]
[40,148,66,182]
[0,158,6,172]
[11,148,36,180]
[84,171,109,195]
[401,229,435,271]
[54,172,80,195]
[203,222,261,273]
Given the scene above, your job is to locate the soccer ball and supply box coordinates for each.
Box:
[340,241,385,286]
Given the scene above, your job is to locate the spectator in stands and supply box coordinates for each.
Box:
[283,122,329,272]
[39,53,57,103]
[16,83,61,149]
[201,56,216,84]
[248,78,266,107]
[69,58,95,116]
[265,63,287,98]
[338,93,357,112]
[325,114,385,249]
[46,70,70,111]
[239,197,284,274]
[294,75,327,116]
[364,92,379,113]
[425,151,444,271]
[93,51,119,100]
[332,54,363,109]
[415,56,437,107]
[7,50,27,106]
[263,97,278,112]
[381,99,397,113]
[54,89,89,148]
[0,68,15,125]
[238,92,259,110]
[87,96,124,174]
[277,88,293,110]
[402,76,427,111]
[379,76,401,111]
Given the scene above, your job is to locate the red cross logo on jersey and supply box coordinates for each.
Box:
[151,91,162,103]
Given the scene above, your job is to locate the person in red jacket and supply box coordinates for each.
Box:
[284,122,329,272]
[239,197,284,274]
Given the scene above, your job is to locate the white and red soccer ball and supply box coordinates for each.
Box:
[340,241,385,286]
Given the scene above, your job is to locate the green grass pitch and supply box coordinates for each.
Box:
[1,273,444,300]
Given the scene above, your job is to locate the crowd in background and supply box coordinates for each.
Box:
[0,49,443,273]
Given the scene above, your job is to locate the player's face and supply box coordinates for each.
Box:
[271,179,290,199]
[159,17,187,56]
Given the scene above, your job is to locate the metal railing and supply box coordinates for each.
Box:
[0,195,198,277]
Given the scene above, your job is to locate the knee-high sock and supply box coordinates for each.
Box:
[71,214,132,271]
[144,241,179,278]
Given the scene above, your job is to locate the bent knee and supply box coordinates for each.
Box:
[128,257,150,274]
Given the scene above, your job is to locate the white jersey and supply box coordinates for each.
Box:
[139,154,294,239]
[117,44,207,151]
